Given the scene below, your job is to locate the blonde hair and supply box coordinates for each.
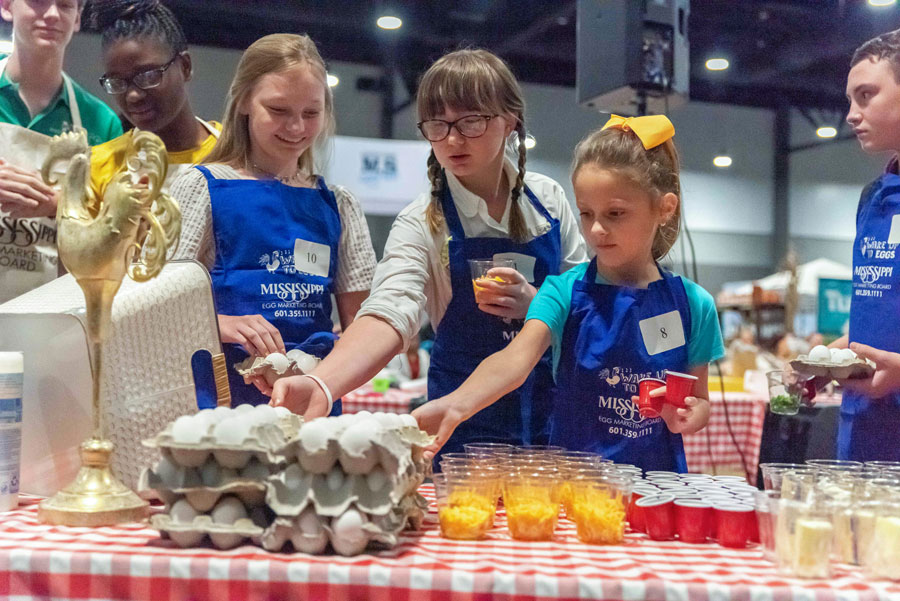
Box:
[572,126,682,260]
[204,33,335,175]
[417,49,529,242]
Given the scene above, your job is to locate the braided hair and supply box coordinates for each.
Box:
[417,49,529,242]
[89,0,187,54]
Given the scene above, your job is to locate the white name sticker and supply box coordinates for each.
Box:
[493,252,536,283]
[293,239,331,278]
[888,214,900,245]
[639,310,686,356]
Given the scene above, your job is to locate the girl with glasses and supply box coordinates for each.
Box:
[169,34,376,409]
[88,0,221,200]
[269,49,587,464]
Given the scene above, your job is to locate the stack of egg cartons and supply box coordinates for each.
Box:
[141,404,298,549]
[142,409,431,555]
[262,411,430,555]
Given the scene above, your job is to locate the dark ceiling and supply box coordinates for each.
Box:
[160,0,899,112]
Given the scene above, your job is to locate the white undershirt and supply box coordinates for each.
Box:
[357,159,589,350]
[169,164,377,294]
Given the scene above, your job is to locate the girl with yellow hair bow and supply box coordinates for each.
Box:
[413,115,725,472]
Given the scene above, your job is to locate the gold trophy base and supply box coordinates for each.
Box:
[38,437,148,527]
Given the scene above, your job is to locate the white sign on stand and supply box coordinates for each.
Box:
[324,136,431,216]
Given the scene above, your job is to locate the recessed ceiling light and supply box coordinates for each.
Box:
[868,0,896,6]
[327,74,339,87]
[0,40,13,54]
[816,126,838,138]
[524,134,536,150]
[713,155,733,168]
[705,58,729,71]
[377,15,402,30]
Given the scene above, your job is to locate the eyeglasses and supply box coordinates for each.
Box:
[417,114,497,142]
[99,54,182,95]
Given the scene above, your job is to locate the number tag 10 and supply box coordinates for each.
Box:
[293,239,331,278]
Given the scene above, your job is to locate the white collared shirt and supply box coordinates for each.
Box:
[357,159,588,349]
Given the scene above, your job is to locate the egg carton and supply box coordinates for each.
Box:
[286,413,432,475]
[152,494,271,550]
[791,346,875,380]
[144,406,302,469]
[140,455,274,510]
[234,350,320,386]
[265,460,424,518]
[259,496,425,555]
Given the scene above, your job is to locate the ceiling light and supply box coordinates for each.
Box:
[705,58,729,71]
[524,134,536,150]
[377,16,402,30]
[327,74,339,88]
[0,40,13,54]
[816,126,838,138]
[713,155,733,168]
[868,0,896,6]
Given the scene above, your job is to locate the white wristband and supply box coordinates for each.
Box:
[301,374,333,416]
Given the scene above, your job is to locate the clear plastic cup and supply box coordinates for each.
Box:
[503,474,560,541]
[767,371,801,415]
[570,475,631,544]
[468,258,516,296]
[435,472,497,540]
[759,463,806,491]
[755,490,780,561]
[774,500,834,579]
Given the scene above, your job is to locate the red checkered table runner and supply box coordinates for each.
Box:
[1,487,897,601]
[682,393,768,483]
[342,385,421,415]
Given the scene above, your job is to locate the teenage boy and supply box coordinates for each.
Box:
[0,0,122,303]
[836,28,900,461]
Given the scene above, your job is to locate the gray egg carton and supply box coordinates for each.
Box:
[790,356,875,380]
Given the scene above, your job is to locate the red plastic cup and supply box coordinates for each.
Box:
[627,489,645,533]
[714,503,754,548]
[665,371,698,408]
[675,499,713,543]
[636,493,676,541]
[637,378,666,418]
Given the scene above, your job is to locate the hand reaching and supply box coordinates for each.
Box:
[473,267,537,320]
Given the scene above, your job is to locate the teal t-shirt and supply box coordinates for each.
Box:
[526,262,726,378]
[0,56,122,145]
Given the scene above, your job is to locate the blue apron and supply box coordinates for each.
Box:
[427,180,561,462]
[198,165,342,413]
[550,259,690,472]
[841,169,900,461]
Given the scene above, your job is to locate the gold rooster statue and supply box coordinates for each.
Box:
[37,129,181,526]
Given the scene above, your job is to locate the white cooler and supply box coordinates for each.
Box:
[0,260,222,495]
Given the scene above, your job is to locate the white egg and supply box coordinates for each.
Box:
[266,352,291,373]
[273,406,291,418]
[366,467,388,492]
[326,466,345,491]
[211,496,248,525]
[211,406,233,422]
[251,404,278,423]
[330,508,369,556]
[200,459,220,486]
[835,348,857,363]
[193,410,218,434]
[297,507,325,535]
[398,414,418,428]
[171,415,203,444]
[809,345,831,362]
[373,412,399,429]
[170,498,199,524]
[355,411,373,420]
[287,349,320,374]
[829,347,844,363]
[234,403,254,414]
[281,463,306,491]
[213,417,251,446]
[339,419,380,457]
[299,418,333,452]
[154,456,181,486]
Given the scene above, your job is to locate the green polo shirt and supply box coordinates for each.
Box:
[0,55,122,145]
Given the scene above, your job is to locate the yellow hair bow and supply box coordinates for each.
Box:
[601,114,675,149]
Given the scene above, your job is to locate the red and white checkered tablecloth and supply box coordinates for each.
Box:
[2,488,898,601]
[342,385,421,415]
[682,393,768,483]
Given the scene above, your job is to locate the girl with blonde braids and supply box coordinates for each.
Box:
[413,116,725,471]
[270,49,587,460]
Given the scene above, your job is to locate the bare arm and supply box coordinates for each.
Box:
[412,319,552,455]
[335,290,368,330]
